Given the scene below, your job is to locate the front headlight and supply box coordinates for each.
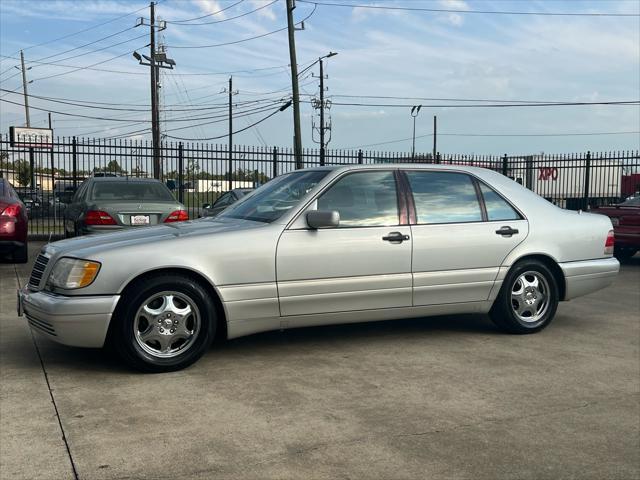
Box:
[47,258,101,289]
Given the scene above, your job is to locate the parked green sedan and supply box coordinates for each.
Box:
[64,177,188,237]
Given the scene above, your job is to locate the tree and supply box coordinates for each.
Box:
[185,159,200,177]
[14,159,32,186]
[94,160,127,174]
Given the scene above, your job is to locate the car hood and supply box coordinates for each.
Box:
[44,216,267,258]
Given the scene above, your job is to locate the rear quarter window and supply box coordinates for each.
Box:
[478,182,521,221]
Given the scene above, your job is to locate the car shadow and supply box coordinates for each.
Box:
[217,313,501,354]
[7,314,500,375]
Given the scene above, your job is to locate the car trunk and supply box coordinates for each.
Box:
[91,201,184,227]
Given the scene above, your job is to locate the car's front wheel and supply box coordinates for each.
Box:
[112,274,216,372]
[490,259,559,334]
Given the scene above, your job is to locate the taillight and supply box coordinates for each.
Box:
[0,203,21,217]
[604,229,614,255]
[164,210,189,223]
[84,210,117,225]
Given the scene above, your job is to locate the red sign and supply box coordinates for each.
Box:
[538,167,558,181]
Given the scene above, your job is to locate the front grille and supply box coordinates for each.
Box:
[27,315,57,336]
[28,254,50,289]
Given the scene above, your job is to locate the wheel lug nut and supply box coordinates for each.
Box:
[159,327,164,333]
[173,320,178,325]
[157,319,161,323]
[170,328,175,333]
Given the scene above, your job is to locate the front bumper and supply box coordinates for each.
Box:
[559,257,619,300]
[17,287,120,348]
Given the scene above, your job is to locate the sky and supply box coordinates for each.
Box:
[0,0,639,155]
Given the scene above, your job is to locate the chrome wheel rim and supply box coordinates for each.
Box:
[134,291,201,358]
[510,271,550,324]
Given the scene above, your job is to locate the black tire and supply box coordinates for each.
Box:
[111,274,216,372]
[12,242,28,264]
[614,247,637,260]
[489,259,559,334]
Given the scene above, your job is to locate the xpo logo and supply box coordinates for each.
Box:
[538,167,558,181]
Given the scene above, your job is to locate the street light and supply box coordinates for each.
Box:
[298,51,338,77]
[410,105,422,159]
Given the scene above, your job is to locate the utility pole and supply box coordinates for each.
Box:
[319,58,325,166]
[20,50,30,127]
[133,7,174,180]
[228,76,233,192]
[285,0,303,169]
[149,2,161,179]
[433,115,437,159]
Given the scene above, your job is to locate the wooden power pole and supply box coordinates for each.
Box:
[285,0,303,169]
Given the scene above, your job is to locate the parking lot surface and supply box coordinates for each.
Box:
[1,242,639,480]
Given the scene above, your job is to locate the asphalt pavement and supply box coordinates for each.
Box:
[1,242,638,480]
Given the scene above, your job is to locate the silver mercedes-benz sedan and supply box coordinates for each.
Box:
[18,165,619,372]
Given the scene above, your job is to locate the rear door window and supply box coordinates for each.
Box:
[405,171,482,224]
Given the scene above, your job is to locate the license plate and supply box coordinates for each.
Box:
[131,215,150,225]
[611,218,619,226]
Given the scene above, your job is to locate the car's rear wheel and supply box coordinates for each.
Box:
[12,242,28,263]
[112,274,216,372]
[614,246,637,260]
[490,259,559,334]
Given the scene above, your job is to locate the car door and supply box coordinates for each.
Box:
[276,170,412,316]
[403,170,529,306]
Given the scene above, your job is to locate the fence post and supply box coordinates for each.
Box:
[583,151,591,210]
[358,149,363,165]
[178,142,184,204]
[228,144,233,192]
[72,136,77,190]
[28,147,35,189]
[502,154,508,176]
[272,147,278,179]
[436,152,441,164]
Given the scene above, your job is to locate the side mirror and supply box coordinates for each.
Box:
[202,203,211,209]
[307,210,339,229]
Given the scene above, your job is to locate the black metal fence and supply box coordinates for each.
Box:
[0,134,638,238]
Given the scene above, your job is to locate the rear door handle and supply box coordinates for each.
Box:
[495,226,519,237]
[382,231,410,243]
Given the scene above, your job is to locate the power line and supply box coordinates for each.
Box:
[167,4,317,49]
[0,54,300,77]
[7,3,151,54]
[166,0,245,24]
[311,100,640,108]
[165,103,290,141]
[346,131,640,149]
[31,26,138,63]
[0,88,288,113]
[30,46,149,82]
[167,0,278,26]
[298,0,640,17]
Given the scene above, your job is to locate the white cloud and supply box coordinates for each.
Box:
[249,0,277,21]
[192,0,226,19]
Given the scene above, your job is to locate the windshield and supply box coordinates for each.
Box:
[621,196,640,206]
[220,170,330,223]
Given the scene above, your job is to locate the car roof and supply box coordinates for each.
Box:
[299,163,496,175]
[87,176,162,183]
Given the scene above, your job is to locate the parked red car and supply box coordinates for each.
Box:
[0,178,28,263]
[593,196,640,260]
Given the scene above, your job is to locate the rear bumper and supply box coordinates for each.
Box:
[18,287,120,348]
[559,257,619,300]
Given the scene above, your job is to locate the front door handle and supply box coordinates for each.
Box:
[382,231,410,243]
[495,226,519,237]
